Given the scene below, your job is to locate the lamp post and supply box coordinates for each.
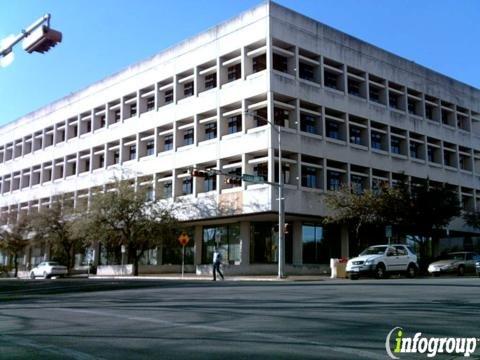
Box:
[245,110,285,278]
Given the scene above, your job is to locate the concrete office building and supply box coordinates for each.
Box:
[1,2,480,275]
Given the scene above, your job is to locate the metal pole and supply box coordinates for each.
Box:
[181,245,185,279]
[278,125,285,279]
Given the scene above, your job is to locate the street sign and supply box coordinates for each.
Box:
[385,225,392,238]
[242,174,266,183]
[178,233,190,247]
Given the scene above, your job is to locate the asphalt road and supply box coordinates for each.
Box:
[0,277,479,359]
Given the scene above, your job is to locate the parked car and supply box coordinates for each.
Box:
[29,261,67,279]
[346,244,418,280]
[428,252,479,276]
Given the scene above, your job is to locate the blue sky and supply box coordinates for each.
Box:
[1,0,479,126]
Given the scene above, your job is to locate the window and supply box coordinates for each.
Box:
[273,53,288,73]
[327,171,341,191]
[410,143,418,159]
[72,125,78,137]
[146,140,155,156]
[299,63,314,81]
[202,224,240,264]
[227,64,241,82]
[204,174,216,192]
[227,115,242,134]
[389,93,399,109]
[252,55,266,73]
[369,87,381,103]
[184,129,194,146]
[182,178,192,195]
[371,132,382,150]
[129,145,136,161]
[184,82,194,97]
[427,147,434,162]
[99,154,105,168]
[349,127,362,145]
[326,121,339,139]
[302,224,325,264]
[163,182,172,198]
[205,123,217,140]
[274,108,289,127]
[348,79,361,97]
[85,121,91,133]
[425,105,434,120]
[146,97,155,111]
[250,222,292,264]
[391,138,401,154]
[114,110,121,122]
[351,175,364,194]
[408,99,417,114]
[301,166,318,188]
[204,74,216,90]
[300,114,317,134]
[99,115,106,128]
[164,135,173,151]
[130,104,137,117]
[324,71,339,89]
[113,150,120,164]
[165,89,174,104]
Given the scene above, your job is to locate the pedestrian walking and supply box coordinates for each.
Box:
[212,248,224,281]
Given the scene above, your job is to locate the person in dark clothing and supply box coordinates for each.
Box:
[212,249,224,281]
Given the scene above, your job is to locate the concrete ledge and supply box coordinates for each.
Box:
[97,265,133,276]
[196,264,330,276]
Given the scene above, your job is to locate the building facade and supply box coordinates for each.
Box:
[1,2,480,274]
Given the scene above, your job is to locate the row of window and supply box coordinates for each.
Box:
[269,38,480,134]
[1,95,479,194]
[1,155,478,225]
[3,37,479,166]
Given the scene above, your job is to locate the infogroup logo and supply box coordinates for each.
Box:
[385,327,479,358]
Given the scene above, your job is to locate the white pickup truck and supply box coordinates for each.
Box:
[346,244,418,280]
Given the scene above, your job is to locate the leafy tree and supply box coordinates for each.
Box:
[29,198,84,272]
[324,180,461,264]
[324,186,382,239]
[82,180,178,276]
[0,216,31,277]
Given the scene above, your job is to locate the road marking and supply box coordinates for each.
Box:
[55,307,385,359]
[0,334,104,360]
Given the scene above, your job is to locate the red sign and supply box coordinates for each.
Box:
[178,233,190,247]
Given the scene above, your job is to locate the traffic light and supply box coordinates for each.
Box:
[284,223,291,235]
[22,25,62,54]
[224,177,242,186]
[191,169,208,177]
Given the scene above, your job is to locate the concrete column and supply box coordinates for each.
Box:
[292,220,303,265]
[239,221,250,265]
[194,225,203,266]
[340,225,349,258]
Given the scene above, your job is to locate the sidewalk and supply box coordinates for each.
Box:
[91,274,334,282]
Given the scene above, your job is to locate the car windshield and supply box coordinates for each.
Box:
[46,261,59,266]
[444,254,465,261]
[360,246,387,255]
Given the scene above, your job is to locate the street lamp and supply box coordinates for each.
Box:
[245,110,286,279]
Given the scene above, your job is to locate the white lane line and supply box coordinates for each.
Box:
[55,307,384,359]
[0,334,104,360]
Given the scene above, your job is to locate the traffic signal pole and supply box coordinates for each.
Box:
[190,111,287,279]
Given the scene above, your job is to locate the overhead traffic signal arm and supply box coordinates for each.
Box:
[0,14,62,60]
